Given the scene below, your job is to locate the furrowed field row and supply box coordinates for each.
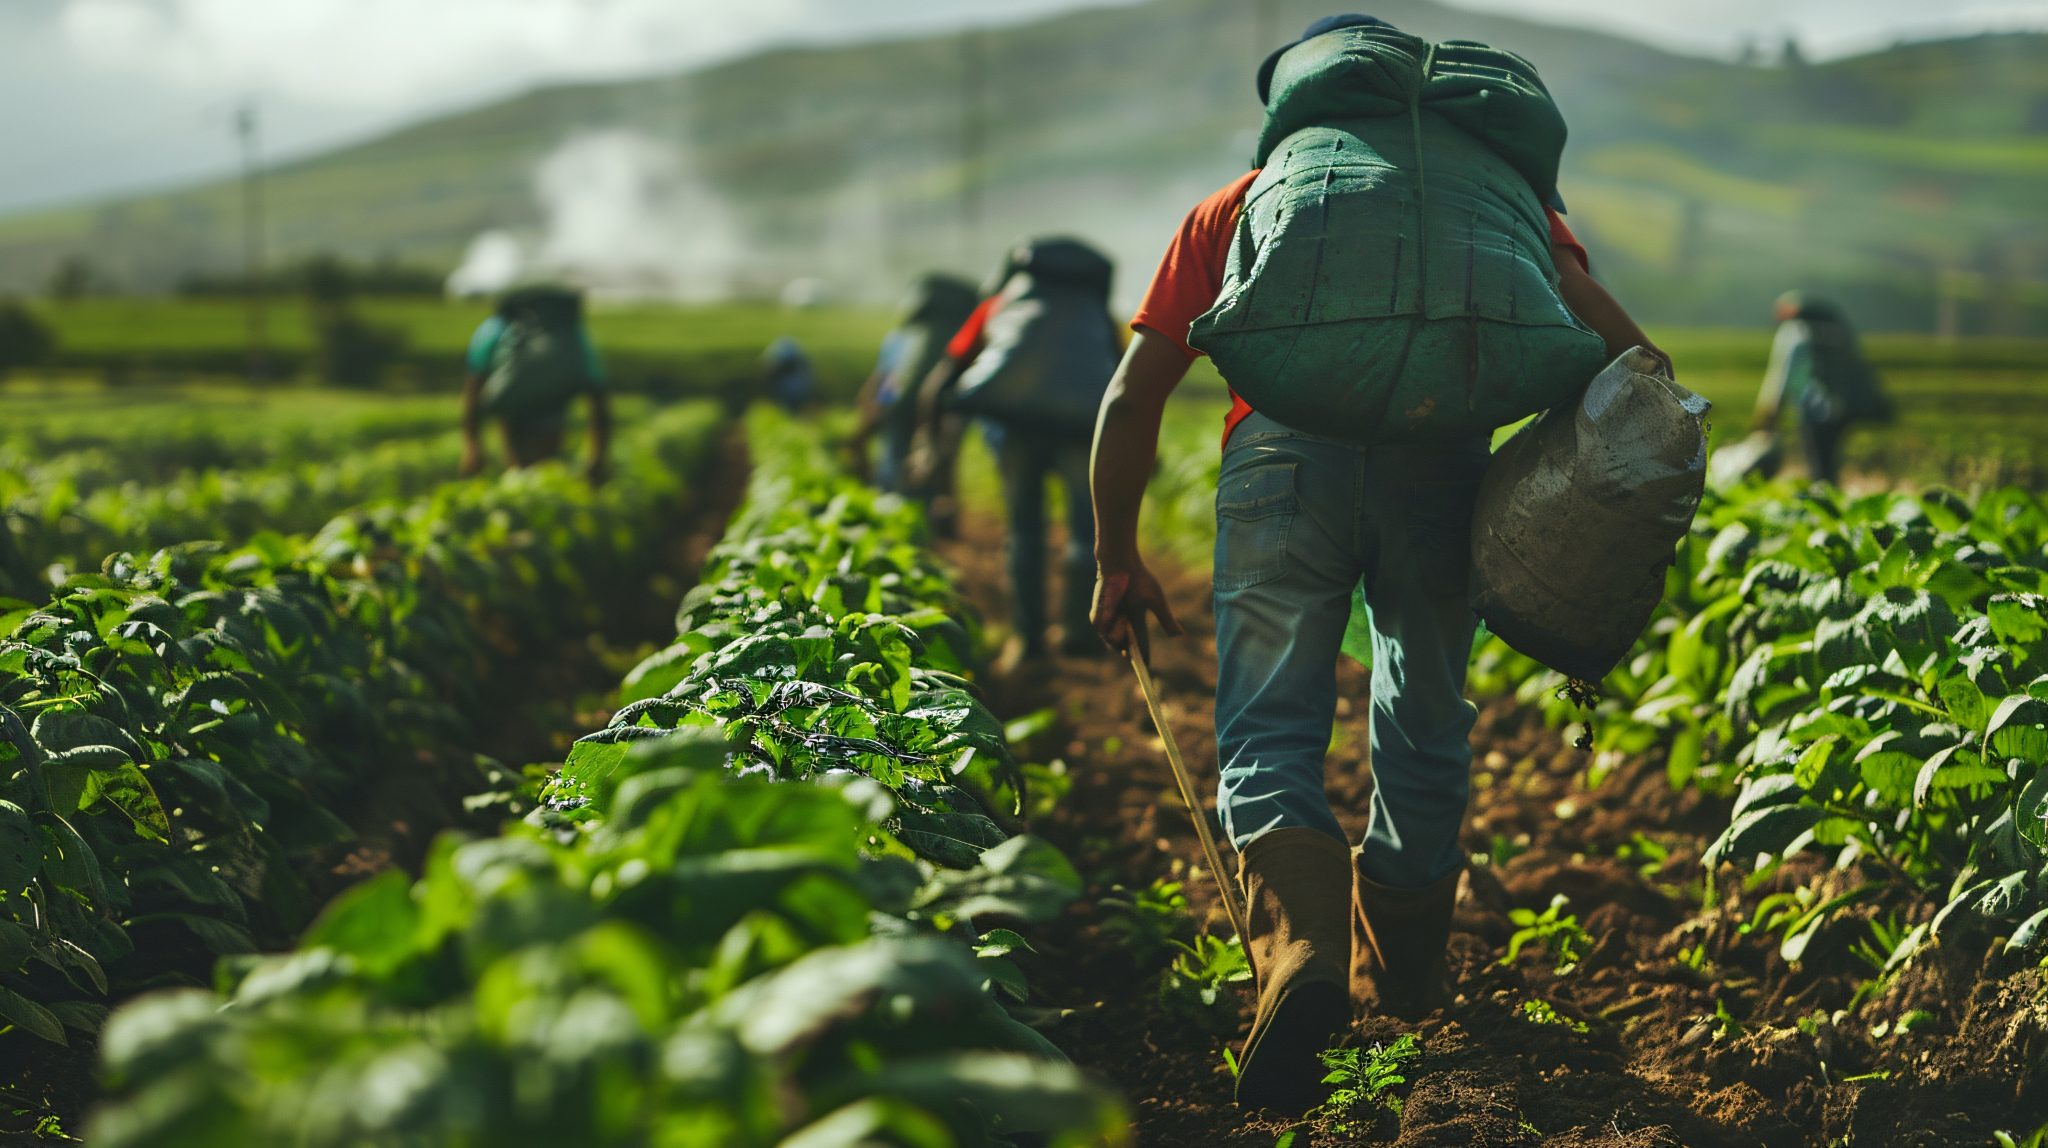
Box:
[0,401,723,1058]
[79,411,1127,1148]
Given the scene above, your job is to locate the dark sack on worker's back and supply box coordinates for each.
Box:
[1469,347,1711,682]
[880,274,980,431]
[1189,27,1608,444]
[481,286,591,424]
[948,238,1119,435]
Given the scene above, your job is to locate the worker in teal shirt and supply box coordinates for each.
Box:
[462,286,611,482]
[1752,291,1890,485]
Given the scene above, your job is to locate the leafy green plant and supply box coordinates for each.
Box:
[1307,1033,1420,1132]
[1098,878,1194,970]
[0,403,724,1046]
[83,411,1127,1147]
[1499,894,1590,975]
[1157,933,1253,1032]
[1520,999,1589,1033]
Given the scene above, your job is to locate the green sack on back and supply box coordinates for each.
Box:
[481,287,594,426]
[1189,27,1607,444]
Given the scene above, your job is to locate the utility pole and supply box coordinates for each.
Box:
[235,99,269,383]
[959,28,986,269]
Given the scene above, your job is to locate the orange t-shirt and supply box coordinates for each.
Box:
[1130,170,1592,449]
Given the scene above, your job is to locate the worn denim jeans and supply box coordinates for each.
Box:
[1212,411,1489,889]
[995,428,1096,655]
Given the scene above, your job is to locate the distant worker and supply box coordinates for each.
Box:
[923,237,1121,666]
[1089,17,1667,1112]
[762,336,817,413]
[1753,290,1891,484]
[850,273,980,494]
[461,285,610,483]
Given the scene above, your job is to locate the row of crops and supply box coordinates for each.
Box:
[0,389,458,486]
[77,412,1124,1146]
[1,402,722,1063]
[1471,480,2048,973]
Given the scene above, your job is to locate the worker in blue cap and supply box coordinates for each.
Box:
[1091,13,1666,1112]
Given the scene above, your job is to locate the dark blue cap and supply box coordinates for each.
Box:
[1258,14,1394,104]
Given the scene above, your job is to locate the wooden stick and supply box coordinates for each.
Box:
[1127,647,1251,944]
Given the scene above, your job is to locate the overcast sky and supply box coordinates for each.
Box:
[5,0,2044,216]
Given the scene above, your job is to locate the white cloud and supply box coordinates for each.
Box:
[55,0,1143,111]
[59,0,804,109]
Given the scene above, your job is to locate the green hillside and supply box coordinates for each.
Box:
[3,0,2044,332]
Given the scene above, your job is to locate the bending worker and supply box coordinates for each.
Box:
[1089,15,1667,1113]
[1753,290,1889,485]
[461,285,611,483]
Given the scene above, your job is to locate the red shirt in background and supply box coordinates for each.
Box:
[946,296,1001,361]
[1130,169,1592,449]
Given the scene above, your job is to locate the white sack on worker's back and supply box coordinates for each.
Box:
[1469,346,1711,682]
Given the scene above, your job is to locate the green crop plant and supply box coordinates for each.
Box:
[1157,933,1253,1033]
[83,410,1127,1147]
[0,403,722,1048]
[1098,878,1194,970]
[1465,478,2048,968]
[1500,894,1591,975]
[1521,999,1590,1033]
[1307,1033,1421,1132]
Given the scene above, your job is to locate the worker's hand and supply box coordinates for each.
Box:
[1093,560,1182,663]
[459,442,482,478]
[1641,344,1675,379]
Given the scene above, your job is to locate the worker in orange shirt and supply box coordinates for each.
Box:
[1090,15,1668,1112]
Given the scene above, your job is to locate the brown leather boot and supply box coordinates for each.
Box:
[1233,828,1353,1114]
[1351,856,1461,1022]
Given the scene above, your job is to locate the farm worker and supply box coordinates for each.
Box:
[1089,15,1668,1113]
[923,237,1122,667]
[1752,291,1890,484]
[762,336,817,413]
[849,273,981,494]
[461,285,611,482]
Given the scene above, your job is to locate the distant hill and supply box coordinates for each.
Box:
[3,0,2044,332]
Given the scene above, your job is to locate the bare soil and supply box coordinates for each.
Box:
[938,509,2048,1147]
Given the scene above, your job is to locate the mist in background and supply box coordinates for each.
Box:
[4,0,2047,334]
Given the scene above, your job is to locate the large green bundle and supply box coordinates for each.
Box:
[1189,27,1607,444]
[480,286,596,426]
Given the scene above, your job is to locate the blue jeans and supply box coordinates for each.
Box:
[995,428,1096,655]
[1213,412,1488,889]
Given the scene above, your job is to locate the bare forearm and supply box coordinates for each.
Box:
[461,376,483,440]
[1089,331,1189,566]
[1557,257,1660,362]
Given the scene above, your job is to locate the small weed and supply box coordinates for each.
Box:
[1710,997,1745,1041]
[1521,999,1589,1033]
[1500,894,1590,975]
[1795,1008,1833,1038]
[1099,878,1193,969]
[1306,1034,1421,1133]
[1158,933,1253,1031]
[1615,832,1670,878]
[1676,943,1711,973]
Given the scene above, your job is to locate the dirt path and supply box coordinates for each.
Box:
[938,506,2048,1147]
